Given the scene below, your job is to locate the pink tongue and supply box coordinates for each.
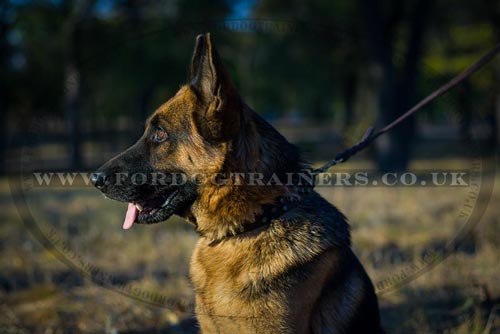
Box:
[123,203,138,230]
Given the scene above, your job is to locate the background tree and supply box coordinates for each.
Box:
[359,0,430,172]
[62,0,97,169]
[2,0,498,173]
[0,0,11,174]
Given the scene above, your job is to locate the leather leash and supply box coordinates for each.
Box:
[311,42,500,176]
[224,42,500,238]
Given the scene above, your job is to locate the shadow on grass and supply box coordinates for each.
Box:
[126,318,199,334]
[381,284,499,334]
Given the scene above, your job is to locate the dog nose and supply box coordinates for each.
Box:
[91,171,109,189]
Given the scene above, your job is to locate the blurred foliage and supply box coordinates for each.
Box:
[3,0,498,120]
[1,0,499,170]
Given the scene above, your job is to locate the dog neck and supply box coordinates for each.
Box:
[209,191,316,245]
[185,107,309,243]
[187,183,290,242]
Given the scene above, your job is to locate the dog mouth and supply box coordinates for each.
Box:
[123,188,181,230]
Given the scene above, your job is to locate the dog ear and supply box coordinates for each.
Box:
[190,33,240,142]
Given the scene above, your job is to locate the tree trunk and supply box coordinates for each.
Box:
[64,52,82,170]
[495,76,500,152]
[342,73,357,130]
[380,0,429,171]
[360,0,430,172]
[63,0,95,170]
[360,0,398,171]
[122,0,154,138]
[487,3,500,151]
[0,0,10,174]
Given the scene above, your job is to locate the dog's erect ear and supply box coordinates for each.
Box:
[190,33,240,142]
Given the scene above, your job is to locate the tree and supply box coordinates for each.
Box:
[62,0,97,170]
[360,0,430,172]
[0,0,10,174]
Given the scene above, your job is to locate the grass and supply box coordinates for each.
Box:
[0,159,499,333]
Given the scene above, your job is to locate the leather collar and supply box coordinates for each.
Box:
[224,187,313,240]
[239,195,300,234]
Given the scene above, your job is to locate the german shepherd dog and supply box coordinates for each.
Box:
[92,33,384,334]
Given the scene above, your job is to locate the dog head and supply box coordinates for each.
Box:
[92,33,249,229]
[92,34,304,237]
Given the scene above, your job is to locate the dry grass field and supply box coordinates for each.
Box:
[0,159,499,333]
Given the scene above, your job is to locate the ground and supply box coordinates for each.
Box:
[0,159,499,334]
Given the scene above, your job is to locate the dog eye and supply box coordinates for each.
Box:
[153,128,168,143]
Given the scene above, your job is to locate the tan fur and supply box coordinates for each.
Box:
[129,34,383,333]
[149,85,285,241]
[145,84,381,332]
